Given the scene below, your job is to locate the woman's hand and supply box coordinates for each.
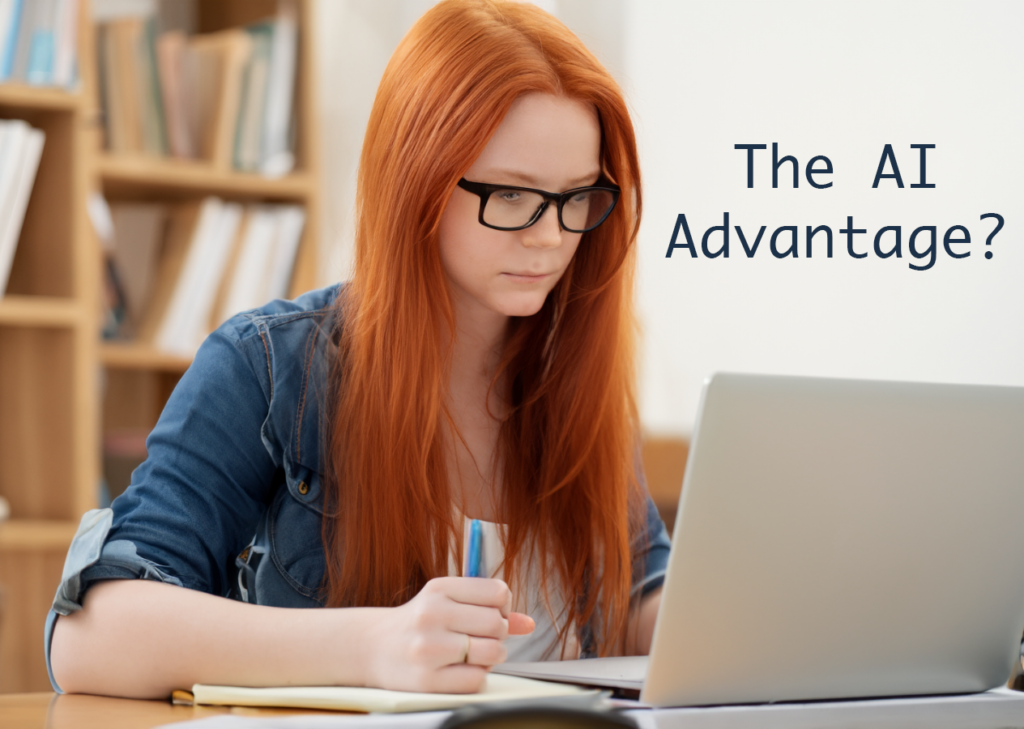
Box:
[363,577,535,694]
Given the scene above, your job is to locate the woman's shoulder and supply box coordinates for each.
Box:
[216,283,343,345]
[201,283,343,475]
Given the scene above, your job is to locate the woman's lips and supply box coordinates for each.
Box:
[502,271,551,282]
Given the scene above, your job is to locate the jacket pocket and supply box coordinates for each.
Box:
[265,484,327,602]
[284,461,324,514]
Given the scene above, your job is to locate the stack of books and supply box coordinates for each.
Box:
[96,0,298,175]
[0,0,80,88]
[93,195,305,356]
[0,119,44,295]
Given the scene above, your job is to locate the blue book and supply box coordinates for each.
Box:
[25,28,53,85]
[0,0,23,80]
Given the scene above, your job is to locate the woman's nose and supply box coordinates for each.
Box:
[521,204,562,249]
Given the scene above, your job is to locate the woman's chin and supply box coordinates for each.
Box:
[494,293,550,319]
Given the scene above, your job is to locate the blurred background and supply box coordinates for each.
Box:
[0,0,1019,691]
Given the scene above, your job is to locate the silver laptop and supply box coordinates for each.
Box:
[495,373,1024,706]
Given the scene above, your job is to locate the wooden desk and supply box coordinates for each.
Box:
[0,692,343,729]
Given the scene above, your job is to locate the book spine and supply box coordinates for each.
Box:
[24,0,55,84]
[0,125,43,294]
[0,122,16,294]
[7,0,30,81]
[25,27,54,85]
[51,0,78,88]
[0,0,16,82]
[260,0,298,176]
[138,16,168,155]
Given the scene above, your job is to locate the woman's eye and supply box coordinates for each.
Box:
[569,192,590,204]
[498,191,521,203]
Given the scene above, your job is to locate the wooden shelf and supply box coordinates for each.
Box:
[100,342,193,372]
[98,154,313,200]
[0,295,81,327]
[0,519,78,550]
[0,82,81,112]
[0,0,323,695]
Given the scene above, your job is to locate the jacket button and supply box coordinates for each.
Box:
[298,480,309,495]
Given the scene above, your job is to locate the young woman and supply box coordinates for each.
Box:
[48,0,669,698]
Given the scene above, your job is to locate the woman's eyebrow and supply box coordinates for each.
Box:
[484,170,602,188]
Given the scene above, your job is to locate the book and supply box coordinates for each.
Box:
[0,0,19,81]
[188,29,251,168]
[260,0,298,177]
[0,121,44,295]
[0,0,75,86]
[155,30,193,158]
[109,201,165,332]
[108,17,144,153]
[87,191,129,338]
[96,14,165,155]
[213,204,304,327]
[233,22,272,172]
[50,0,78,87]
[135,15,167,156]
[0,121,21,294]
[24,0,56,85]
[153,197,242,355]
[9,0,43,82]
[93,2,299,172]
[215,205,278,326]
[109,196,304,351]
[189,674,600,714]
[266,204,305,300]
[135,201,202,346]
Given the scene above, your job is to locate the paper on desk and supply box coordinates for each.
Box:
[190,673,597,713]
[156,713,451,729]
[157,713,453,729]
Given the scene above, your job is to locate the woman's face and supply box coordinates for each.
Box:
[439,92,602,322]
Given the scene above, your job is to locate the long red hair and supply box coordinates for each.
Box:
[323,0,645,656]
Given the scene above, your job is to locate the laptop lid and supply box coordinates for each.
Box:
[642,372,1024,707]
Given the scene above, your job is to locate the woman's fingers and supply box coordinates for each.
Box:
[445,602,509,641]
[462,635,507,667]
[432,664,490,694]
[508,611,535,636]
[428,577,534,637]
[426,576,513,616]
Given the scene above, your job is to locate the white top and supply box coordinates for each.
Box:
[450,516,578,662]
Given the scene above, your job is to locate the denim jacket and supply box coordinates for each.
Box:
[45,284,671,691]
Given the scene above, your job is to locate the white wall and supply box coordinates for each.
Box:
[626,0,1024,435]
[313,0,437,283]
[314,1,1024,436]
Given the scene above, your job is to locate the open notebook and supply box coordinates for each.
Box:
[185,673,602,714]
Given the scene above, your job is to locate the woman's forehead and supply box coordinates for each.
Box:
[466,93,601,190]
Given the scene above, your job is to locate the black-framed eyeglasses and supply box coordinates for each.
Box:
[457,177,620,233]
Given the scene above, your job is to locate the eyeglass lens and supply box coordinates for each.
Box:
[484,188,615,232]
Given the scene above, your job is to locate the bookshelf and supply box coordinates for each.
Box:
[0,0,321,693]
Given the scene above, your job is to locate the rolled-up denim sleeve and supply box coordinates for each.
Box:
[45,509,186,692]
[46,323,280,689]
[631,495,671,599]
[630,443,672,599]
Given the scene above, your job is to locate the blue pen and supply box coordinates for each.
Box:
[466,519,484,577]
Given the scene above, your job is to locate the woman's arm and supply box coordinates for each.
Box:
[51,577,534,699]
[625,586,662,656]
